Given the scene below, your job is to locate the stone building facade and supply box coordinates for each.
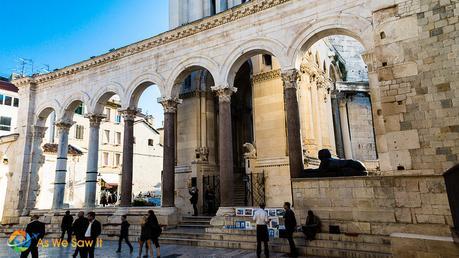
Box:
[1,1,457,253]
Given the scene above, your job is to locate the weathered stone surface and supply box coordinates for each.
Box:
[292,175,452,236]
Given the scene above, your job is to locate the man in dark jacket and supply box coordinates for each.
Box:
[72,211,88,258]
[189,187,198,216]
[116,215,133,253]
[283,202,297,257]
[82,211,101,258]
[61,210,73,243]
[20,215,45,258]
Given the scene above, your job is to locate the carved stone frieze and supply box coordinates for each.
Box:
[252,69,281,84]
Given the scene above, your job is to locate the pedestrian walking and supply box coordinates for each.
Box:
[138,216,150,258]
[61,210,73,243]
[72,211,89,258]
[189,186,198,216]
[116,215,133,253]
[147,210,162,258]
[253,203,270,258]
[283,202,297,257]
[82,212,101,258]
[20,215,45,258]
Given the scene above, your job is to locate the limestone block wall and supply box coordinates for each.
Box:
[347,94,377,161]
[292,175,452,237]
[177,96,199,165]
[252,70,292,206]
[372,0,459,174]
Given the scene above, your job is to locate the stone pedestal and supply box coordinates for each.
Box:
[210,207,237,227]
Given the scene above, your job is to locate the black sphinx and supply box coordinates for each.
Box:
[302,149,368,178]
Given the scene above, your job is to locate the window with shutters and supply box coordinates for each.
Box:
[75,125,84,139]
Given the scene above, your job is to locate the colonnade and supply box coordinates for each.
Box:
[20,67,304,212]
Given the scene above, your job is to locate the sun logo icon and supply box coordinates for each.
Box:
[7,230,31,253]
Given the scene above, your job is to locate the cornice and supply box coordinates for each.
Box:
[14,0,292,85]
[252,69,281,84]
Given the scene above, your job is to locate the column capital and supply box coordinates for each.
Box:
[32,126,47,139]
[211,85,237,103]
[281,69,300,89]
[84,113,106,128]
[361,50,376,73]
[159,97,182,113]
[55,120,74,133]
[119,108,138,121]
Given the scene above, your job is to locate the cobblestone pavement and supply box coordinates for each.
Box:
[0,239,286,258]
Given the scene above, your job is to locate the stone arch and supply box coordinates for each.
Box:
[35,105,58,127]
[166,55,220,98]
[124,73,165,109]
[221,37,289,87]
[89,82,125,114]
[58,92,90,121]
[287,14,373,69]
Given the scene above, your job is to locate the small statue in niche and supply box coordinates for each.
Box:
[243,143,257,158]
[195,147,209,162]
[303,149,367,178]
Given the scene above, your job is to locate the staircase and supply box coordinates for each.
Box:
[1,219,393,257]
[177,215,212,230]
[159,227,393,258]
[233,173,247,206]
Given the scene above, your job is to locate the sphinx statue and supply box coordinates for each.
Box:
[302,149,367,178]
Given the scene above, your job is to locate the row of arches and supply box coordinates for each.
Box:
[22,23,377,212]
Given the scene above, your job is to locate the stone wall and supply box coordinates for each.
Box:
[372,0,459,174]
[292,175,452,237]
[347,93,378,161]
[328,35,369,82]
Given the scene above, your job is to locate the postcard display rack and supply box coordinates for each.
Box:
[223,207,286,238]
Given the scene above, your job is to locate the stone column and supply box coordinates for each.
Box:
[84,114,105,208]
[212,85,237,207]
[311,77,323,149]
[339,98,354,159]
[282,69,304,178]
[22,126,47,215]
[52,121,73,210]
[159,98,181,207]
[119,108,137,207]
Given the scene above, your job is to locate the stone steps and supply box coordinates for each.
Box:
[177,215,212,229]
[159,236,391,258]
[157,227,392,257]
[2,221,393,257]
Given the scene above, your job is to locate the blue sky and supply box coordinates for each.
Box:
[1,0,169,127]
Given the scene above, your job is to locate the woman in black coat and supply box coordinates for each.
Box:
[138,210,162,258]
